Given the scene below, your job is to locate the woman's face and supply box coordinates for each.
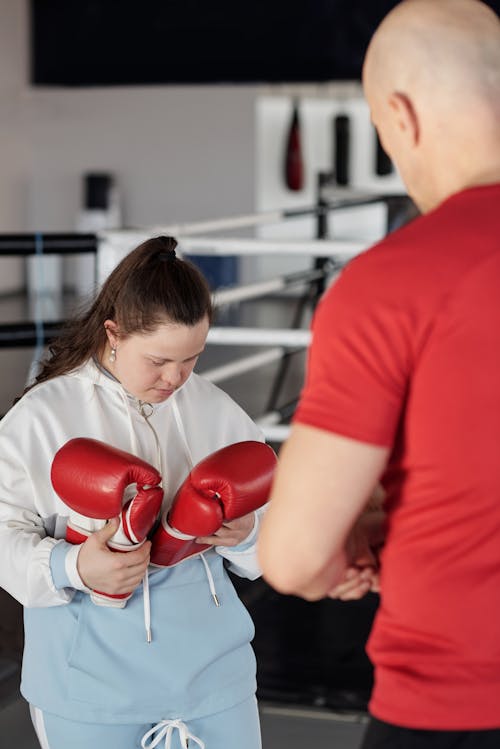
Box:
[104,316,210,403]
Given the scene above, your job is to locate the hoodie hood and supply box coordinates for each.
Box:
[69,358,196,478]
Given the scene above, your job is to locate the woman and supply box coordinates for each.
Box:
[0,236,266,749]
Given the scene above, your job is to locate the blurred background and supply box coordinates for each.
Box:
[1,2,498,747]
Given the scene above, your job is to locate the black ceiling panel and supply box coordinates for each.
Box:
[30,1,500,87]
[30,1,400,85]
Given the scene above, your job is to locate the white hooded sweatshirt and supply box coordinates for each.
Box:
[0,359,266,723]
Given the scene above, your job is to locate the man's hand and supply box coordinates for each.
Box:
[328,509,384,600]
[328,565,380,600]
[258,424,389,599]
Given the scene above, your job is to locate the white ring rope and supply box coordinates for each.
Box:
[179,236,366,258]
[102,211,284,239]
[213,268,325,307]
[102,190,389,239]
[214,278,294,307]
[258,423,292,443]
[202,348,287,384]
[255,410,286,427]
[97,234,364,286]
[151,210,285,236]
[207,327,311,347]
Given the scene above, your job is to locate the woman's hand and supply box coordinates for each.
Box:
[77,518,151,595]
[195,512,256,548]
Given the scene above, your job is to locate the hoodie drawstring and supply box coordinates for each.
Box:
[141,718,205,749]
[116,387,220,641]
[137,399,168,643]
[143,572,152,643]
[199,553,220,607]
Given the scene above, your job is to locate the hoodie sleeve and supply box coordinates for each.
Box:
[0,408,74,608]
[212,398,271,580]
[0,494,74,608]
[216,505,267,580]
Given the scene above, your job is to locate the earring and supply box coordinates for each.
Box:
[109,347,116,364]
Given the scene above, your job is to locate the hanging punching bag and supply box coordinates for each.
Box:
[334,114,350,186]
[284,99,304,191]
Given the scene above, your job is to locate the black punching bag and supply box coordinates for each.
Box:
[334,114,350,186]
[284,99,304,191]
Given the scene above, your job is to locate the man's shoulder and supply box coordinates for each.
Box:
[348,212,428,273]
[335,196,478,301]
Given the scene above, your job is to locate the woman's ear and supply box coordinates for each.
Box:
[103,320,119,349]
[388,91,420,146]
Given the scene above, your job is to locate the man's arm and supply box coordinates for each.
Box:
[257,422,389,600]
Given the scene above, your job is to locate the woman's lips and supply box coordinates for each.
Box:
[155,388,174,396]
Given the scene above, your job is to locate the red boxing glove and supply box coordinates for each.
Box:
[51,438,164,606]
[150,440,276,567]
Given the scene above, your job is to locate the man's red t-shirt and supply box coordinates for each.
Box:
[294,184,500,730]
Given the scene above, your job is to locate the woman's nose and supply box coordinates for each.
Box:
[160,365,183,387]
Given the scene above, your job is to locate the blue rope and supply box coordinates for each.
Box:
[30,232,46,382]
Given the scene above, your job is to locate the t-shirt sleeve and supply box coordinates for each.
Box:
[294,256,413,447]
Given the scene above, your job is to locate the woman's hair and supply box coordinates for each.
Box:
[21,236,213,397]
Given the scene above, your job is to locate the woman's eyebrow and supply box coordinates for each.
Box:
[148,348,205,362]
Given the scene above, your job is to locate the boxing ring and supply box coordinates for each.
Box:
[0,191,414,728]
[0,191,412,438]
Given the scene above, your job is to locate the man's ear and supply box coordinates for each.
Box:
[388,91,420,146]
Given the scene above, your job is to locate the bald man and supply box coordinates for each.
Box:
[258,1,500,747]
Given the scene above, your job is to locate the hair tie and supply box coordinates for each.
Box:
[158,249,176,262]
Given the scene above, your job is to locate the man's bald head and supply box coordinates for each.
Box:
[364,0,500,107]
[362,0,500,211]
